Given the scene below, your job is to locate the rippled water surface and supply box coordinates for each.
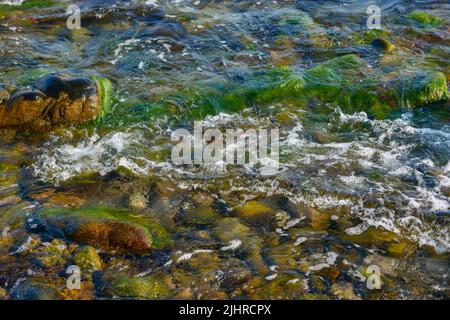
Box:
[0,0,449,300]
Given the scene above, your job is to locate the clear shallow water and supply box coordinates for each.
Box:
[0,0,449,300]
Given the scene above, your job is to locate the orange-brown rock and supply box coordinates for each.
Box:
[0,74,102,131]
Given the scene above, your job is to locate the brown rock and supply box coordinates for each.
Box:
[0,74,102,131]
[43,215,152,254]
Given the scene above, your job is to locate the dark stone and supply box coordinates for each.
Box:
[10,281,59,300]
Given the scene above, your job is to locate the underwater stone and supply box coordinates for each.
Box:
[390,71,449,108]
[371,38,396,52]
[36,206,173,254]
[73,246,103,272]
[10,280,59,300]
[110,276,170,299]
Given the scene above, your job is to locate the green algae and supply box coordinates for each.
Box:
[393,71,449,108]
[354,29,392,45]
[407,11,443,26]
[92,76,113,123]
[0,0,55,18]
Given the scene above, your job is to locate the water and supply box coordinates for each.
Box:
[0,0,449,300]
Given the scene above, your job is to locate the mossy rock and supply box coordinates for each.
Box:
[233,201,274,224]
[407,11,443,26]
[110,276,170,300]
[37,206,172,253]
[342,227,412,253]
[391,71,448,108]
[73,246,103,272]
[183,206,219,226]
[353,29,392,45]
[371,38,396,52]
[0,0,55,19]
[33,252,67,269]
[303,54,367,102]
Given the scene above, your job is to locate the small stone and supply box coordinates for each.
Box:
[331,282,361,300]
[73,246,103,272]
[0,287,7,299]
[234,201,274,224]
[371,38,396,52]
[128,192,148,211]
[110,276,170,300]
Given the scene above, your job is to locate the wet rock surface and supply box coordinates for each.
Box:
[0,74,108,131]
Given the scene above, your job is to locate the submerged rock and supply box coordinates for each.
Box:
[161,54,447,121]
[110,276,170,300]
[371,39,396,52]
[0,74,111,131]
[10,280,59,300]
[212,217,267,273]
[233,201,274,225]
[36,206,172,254]
[73,246,103,272]
[388,71,449,108]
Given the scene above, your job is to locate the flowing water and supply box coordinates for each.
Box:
[0,0,449,300]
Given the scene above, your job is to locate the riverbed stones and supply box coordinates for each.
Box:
[0,74,111,131]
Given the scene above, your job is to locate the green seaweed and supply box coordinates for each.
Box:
[407,11,443,26]
[92,76,113,123]
[392,71,448,108]
[0,0,55,18]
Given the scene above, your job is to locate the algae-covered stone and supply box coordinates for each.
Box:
[184,206,219,226]
[212,217,267,273]
[73,246,103,272]
[0,74,112,131]
[0,0,56,19]
[330,282,361,300]
[234,201,274,224]
[110,276,170,299]
[342,226,411,250]
[247,276,306,300]
[276,10,330,48]
[371,39,396,52]
[303,54,367,102]
[37,206,172,254]
[407,11,443,26]
[391,71,448,108]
